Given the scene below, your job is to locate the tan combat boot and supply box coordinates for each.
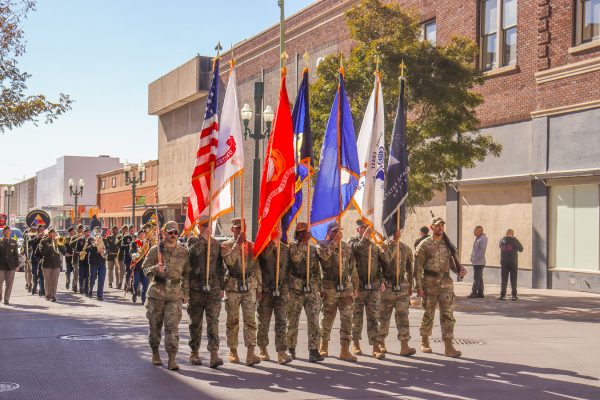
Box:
[372,342,385,359]
[259,346,270,361]
[352,339,363,355]
[444,339,462,358]
[379,340,388,353]
[277,350,292,365]
[151,349,163,366]
[319,340,329,357]
[228,348,240,364]
[420,336,432,353]
[246,346,261,366]
[189,350,202,365]
[167,353,179,371]
[400,340,416,356]
[209,350,224,368]
[340,342,358,362]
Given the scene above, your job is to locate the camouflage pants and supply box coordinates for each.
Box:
[146,298,182,354]
[321,287,354,345]
[225,289,257,348]
[419,275,455,340]
[257,291,288,351]
[187,290,222,352]
[352,288,381,345]
[287,289,321,350]
[378,285,411,342]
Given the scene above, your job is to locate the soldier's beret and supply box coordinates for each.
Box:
[295,222,308,232]
[431,216,445,226]
[231,218,243,228]
[327,222,341,232]
[163,221,179,232]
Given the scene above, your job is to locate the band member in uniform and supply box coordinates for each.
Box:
[121,226,134,292]
[105,225,120,289]
[69,224,84,293]
[0,225,20,305]
[76,227,92,296]
[116,225,128,290]
[21,227,34,292]
[30,225,46,296]
[130,228,150,304]
[88,227,107,300]
[37,228,66,302]
[64,227,76,290]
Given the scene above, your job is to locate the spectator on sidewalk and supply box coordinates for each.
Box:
[414,226,429,249]
[468,226,488,299]
[499,229,523,301]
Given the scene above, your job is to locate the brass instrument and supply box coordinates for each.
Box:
[92,230,106,258]
[56,236,66,246]
[80,238,92,261]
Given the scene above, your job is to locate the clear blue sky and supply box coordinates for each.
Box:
[0,0,312,183]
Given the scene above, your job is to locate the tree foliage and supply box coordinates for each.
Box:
[0,0,72,133]
[310,0,501,209]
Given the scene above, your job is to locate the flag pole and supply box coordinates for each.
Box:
[395,60,406,289]
[302,52,311,292]
[337,56,344,290]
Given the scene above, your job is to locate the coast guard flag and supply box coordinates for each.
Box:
[352,73,385,240]
[382,77,409,237]
[310,69,360,241]
[254,69,296,257]
[281,68,313,243]
[185,58,220,232]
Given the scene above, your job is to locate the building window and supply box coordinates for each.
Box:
[577,0,600,44]
[141,171,146,182]
[550,184,599,272]
[101,179,106,190]
[480,0,517,71]
[422,20,436,45]
[112,177,117,188]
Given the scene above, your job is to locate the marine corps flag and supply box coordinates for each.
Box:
[254,69,296,257]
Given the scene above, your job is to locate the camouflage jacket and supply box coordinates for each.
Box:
[36,238,65,269]
[316,240,358,292]
[143,244,191,301]
[0,238,19,271]
[348,236,383,287]
[414,236,452,291]
[221,238,261,292]
[288,240,322,292]
[187,235,225,294]
[379,239,413,289]
[258,241,289,293]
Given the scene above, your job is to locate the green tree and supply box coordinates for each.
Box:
[0,1,72,133]
[310,0,501,209]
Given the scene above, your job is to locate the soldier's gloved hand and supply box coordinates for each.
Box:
[237,232,246,244]
[458,267,467,279]
[417,288,425,298]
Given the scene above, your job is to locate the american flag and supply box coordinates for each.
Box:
[184,59,220,232]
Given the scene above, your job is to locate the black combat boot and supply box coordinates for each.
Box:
[309,349,324,363]
[288,348,296,360]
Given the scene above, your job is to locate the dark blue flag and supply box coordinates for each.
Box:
[382,77,408,237]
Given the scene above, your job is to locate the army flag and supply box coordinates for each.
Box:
[382,76,409,236]
[281,68,313,243]
[254,69,296,257]
[352,73,385,241]
[310,69,360,241]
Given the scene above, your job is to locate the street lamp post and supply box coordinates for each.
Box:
[124,162,145,229]
[68,178,85,225]
[241,85,274,240]
[4,185,15,226]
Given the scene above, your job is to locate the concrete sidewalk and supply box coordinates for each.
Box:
[1,272,599,400]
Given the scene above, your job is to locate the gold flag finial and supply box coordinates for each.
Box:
[281,50,289,61]
[400,59,407,79]
[303,51,310,68]
[213,42,223,69]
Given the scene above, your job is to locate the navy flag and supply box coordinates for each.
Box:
[382,77,409,237]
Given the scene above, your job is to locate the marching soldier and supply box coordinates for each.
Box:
[318,222,359,362]
[115,225,128,289]
[414,217,465,358]
[0,225,19,305]
[377,228,416,356]
[64,227,76,290]
[186,222,225,368]
[142,221,191,371]
[286,222,324,363]
[30,225,46,296]
[76,227,92,296]
[257,231,292,365]
[349,220,385,359]
[221,217,262,366]
[36,228,66,302]
[21,227,33,292]
[105,226,120,289]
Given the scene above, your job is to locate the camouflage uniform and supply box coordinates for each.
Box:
[142,243,191,355]
[186,235,225,353]
[287,241,322,351]
[318,240,358,345]
[349,235,382,345]
[414,236,456,340]
[221,239,262,348]
[378,239,413,342]
[257,241,289,352]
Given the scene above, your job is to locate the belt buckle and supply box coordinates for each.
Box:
[392,284,402,292]
[201,283,211,293]
[335,283,345,292]
[238,283,249,292]
[302,284,312,293]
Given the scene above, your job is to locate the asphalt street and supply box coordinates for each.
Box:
[1,272,599,400]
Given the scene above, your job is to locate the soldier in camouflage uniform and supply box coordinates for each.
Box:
[221,218,262,366]
[186,222,225,369]
[318,222,359,362]
[286,222,324,363]
[414,217,465,358]
[142,221,191,370]
[257,232,292,365]
[349,220,385,359]
[378,229,416,356]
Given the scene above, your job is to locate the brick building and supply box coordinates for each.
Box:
[149,0,600,293]
[97,160,159,228]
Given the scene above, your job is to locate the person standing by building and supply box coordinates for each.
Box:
[468,225,488,299]
[0,225,19,305]
[414,226,429,249]
[142,221,191,371]
[105,225,120,289]
[221,218,262,367]
[37,228,65,302]
[186,222,225,369]
[499,229,523,301]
